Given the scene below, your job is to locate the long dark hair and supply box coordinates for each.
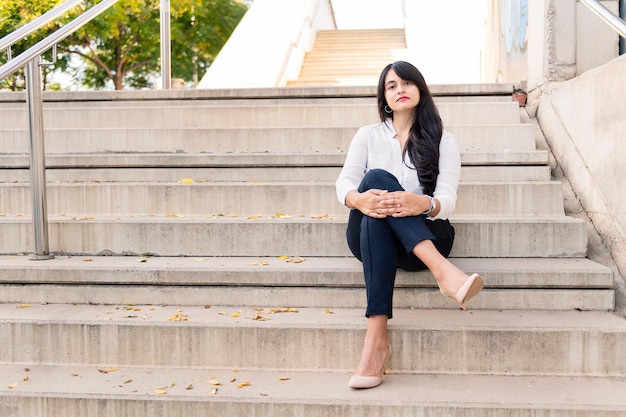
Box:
[376,61,443,196]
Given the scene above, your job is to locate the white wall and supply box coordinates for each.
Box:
[198,0,335,89]
[402,0,488,85]
[536,54,626,289]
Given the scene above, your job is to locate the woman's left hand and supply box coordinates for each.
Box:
[380,191,427,217]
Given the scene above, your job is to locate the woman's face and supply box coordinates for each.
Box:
[384,69,420,114]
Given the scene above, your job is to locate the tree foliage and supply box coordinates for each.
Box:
[1,0,248,90]
[0,0,73,91]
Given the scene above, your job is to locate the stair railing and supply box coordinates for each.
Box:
[580,0,626,38]
[0,0,120,259]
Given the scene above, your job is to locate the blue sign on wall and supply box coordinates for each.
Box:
[501,0,529,53]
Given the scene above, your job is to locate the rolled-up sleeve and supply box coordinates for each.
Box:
[430,130,461,220]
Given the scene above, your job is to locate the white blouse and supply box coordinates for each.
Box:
[335,120,461,220]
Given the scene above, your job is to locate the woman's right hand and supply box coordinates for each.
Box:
[345,189,397,219]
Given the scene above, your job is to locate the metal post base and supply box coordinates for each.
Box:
[29,253,55,261]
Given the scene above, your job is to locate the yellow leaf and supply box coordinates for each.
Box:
[230,377,237,383]
[252,315,270,321]
[186,384,193,390]
[325,308,335,314]
[22,376,29,381]
[247,261,269,266]
[270,307,298,314]
[97,368,117,374]
[279,377,290,381]
[168,314,188,321]
[231,312,240,317]
[83,259,92,262]
[16,304,30,309]
[155,389,167,395]
[278,255,289,260]
[8,383,17,389]
[179,178,194,184]
[208,380,222,386]
[237,381,251,388]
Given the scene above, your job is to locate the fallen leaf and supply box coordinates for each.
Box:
[247,261,269,266]
[168,314,188,321]
[186,384,193,390]
[270,307,298,314]
[279,377,290,381]
[22,376,29,381]
[210,387,218,395]
[325,308,335,314]
[8,383,17,389]
[231,311,240,317]
[179,178,194,184]
[208,380,222,386]
[124,379,133,384]
[155,389,167,395]
[16,304,31,309]
[237,381,251,388]
[97,368,117,374]
[252,315,270,321]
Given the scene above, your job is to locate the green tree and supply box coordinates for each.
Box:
[62,0,248,89]
[171,0,249,86]
[0,0,74,91]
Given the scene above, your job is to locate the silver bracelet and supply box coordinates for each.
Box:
[424,195,436,215]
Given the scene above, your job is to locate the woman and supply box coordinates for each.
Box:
[335,61,483,389]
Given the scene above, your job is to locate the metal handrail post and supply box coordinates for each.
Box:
[25,56,54,260]
[160,0,171,89]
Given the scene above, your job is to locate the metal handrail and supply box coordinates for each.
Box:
[580,0,626,38]
[0,0,83,54]
[0,0,119,259]
[0,0,119,81]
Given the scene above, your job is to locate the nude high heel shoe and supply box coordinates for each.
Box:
[348,345,391,389]
[439,273,484,311]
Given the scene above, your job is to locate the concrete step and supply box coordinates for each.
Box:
[0,150,549,169]
[3,365,624,417]
[0,256,614,310]
[0,216,588,258]
[0,123,537,154]
[0,181,566,217]
[0,124,536,154]
[0,83,514,102]
[0,165,552,183]
[0,304,624,374]
[0,102,521,128]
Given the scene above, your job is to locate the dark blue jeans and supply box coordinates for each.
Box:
[346,169,455,318]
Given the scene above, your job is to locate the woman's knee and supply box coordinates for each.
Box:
[359,169,402,192]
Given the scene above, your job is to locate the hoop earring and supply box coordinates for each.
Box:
[384,105,392,114]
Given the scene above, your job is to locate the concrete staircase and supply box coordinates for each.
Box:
[287,29,407,86]
[1,85,625,416]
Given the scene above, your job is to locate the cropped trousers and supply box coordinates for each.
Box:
[346,169,455,318]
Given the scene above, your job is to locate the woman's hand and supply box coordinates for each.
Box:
[345,190,431,219]
[383,191,427,217]
[345,189,392,218]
